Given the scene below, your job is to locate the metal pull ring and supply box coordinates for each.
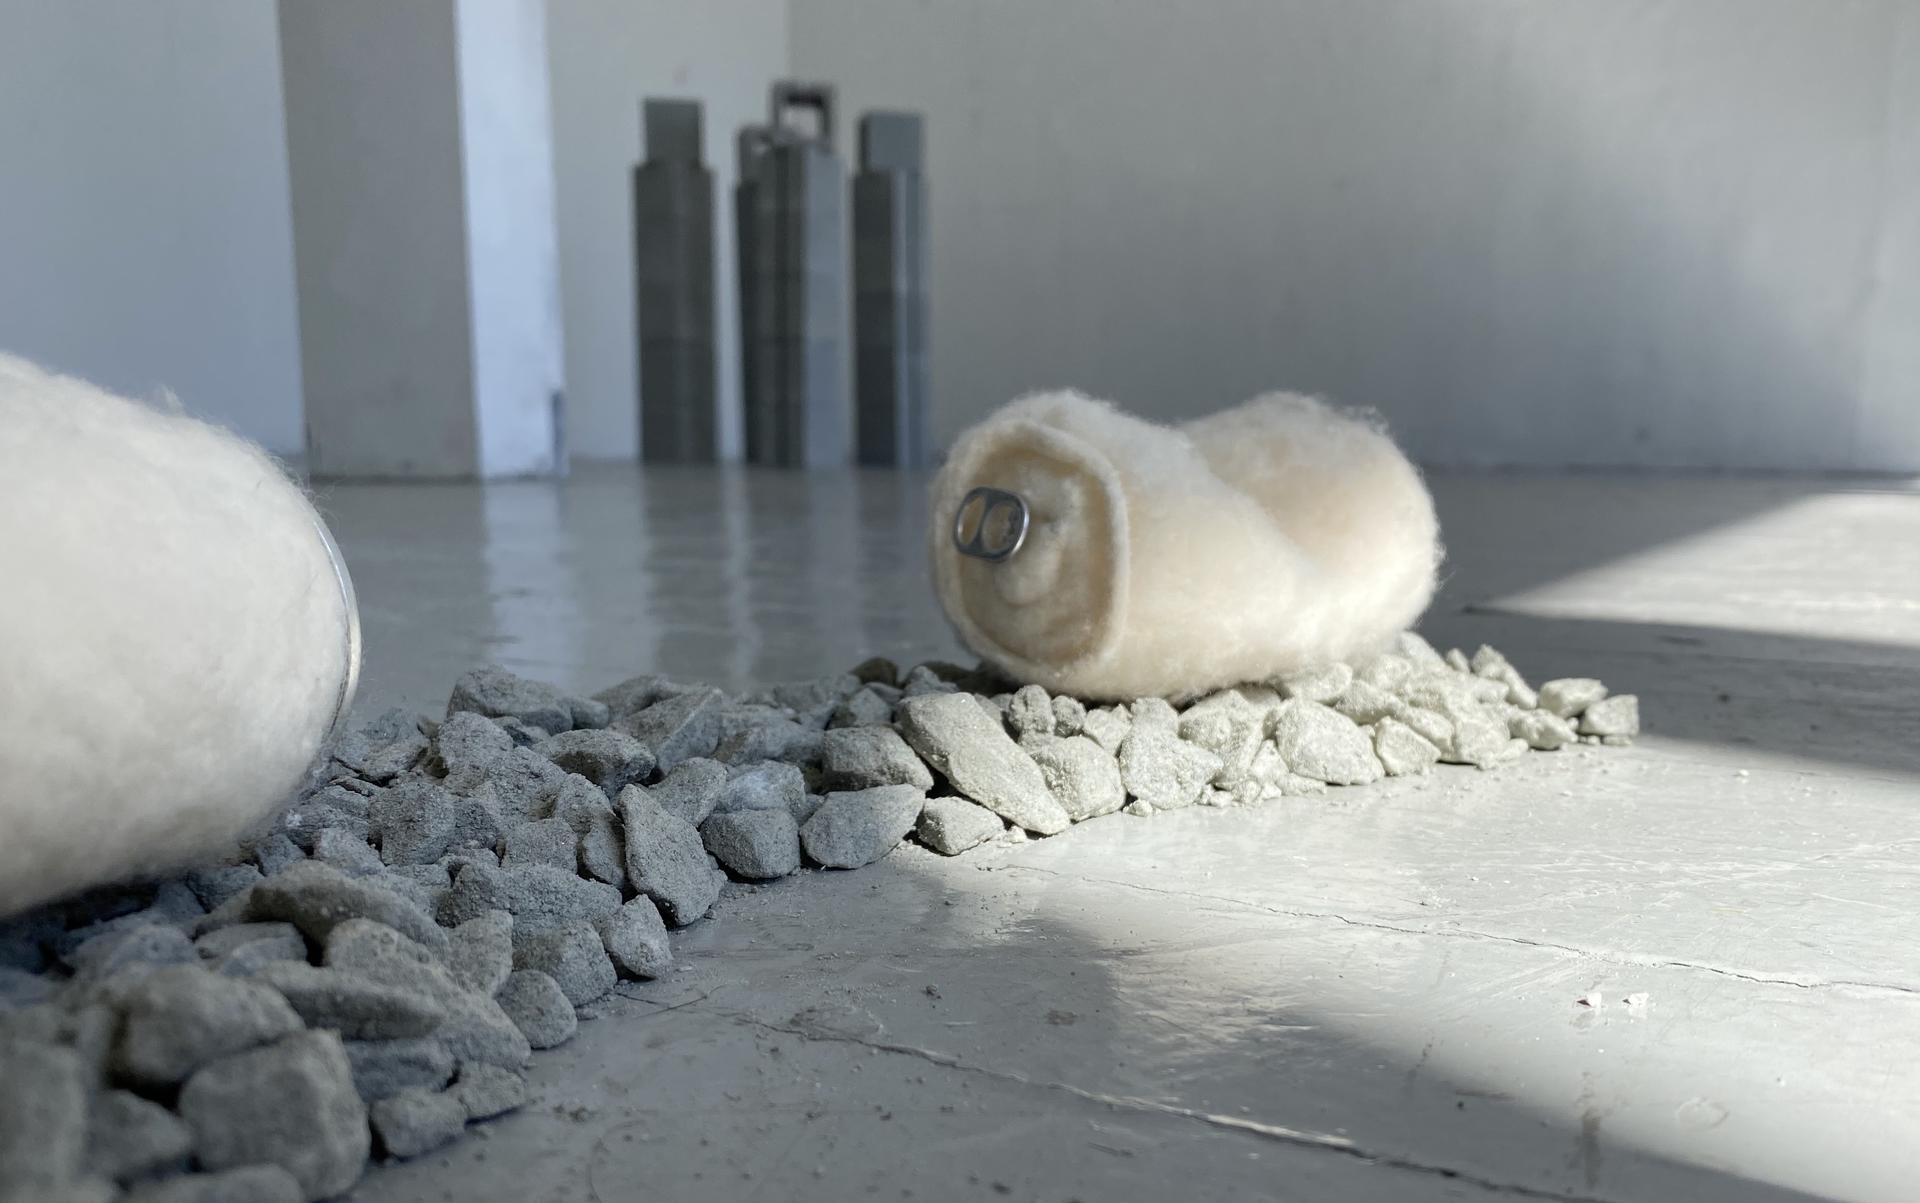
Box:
[952,486,1030,562]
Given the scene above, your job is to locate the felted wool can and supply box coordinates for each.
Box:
[930,390,1442,702]
[0,353,360,917]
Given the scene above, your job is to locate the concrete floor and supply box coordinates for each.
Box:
[319,466,1920,1203]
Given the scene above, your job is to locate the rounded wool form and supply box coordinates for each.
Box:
[929,390,1442,701]
[0,353,359,918]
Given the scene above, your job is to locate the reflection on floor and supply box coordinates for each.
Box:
[321,466,1920,1203]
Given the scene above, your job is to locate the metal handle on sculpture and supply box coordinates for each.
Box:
[953,486,1030,563]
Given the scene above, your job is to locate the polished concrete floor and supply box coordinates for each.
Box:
[319,466,1920,1203]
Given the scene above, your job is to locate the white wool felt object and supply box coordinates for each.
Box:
[930,390,1441,701]
[0,354,359,918]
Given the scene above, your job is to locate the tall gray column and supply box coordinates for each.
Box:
[280,0,563,479]
[852,111,929,468]
[633,99,717,463]
[741,82,850,468]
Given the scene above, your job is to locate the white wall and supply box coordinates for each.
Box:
[792,0,1920,472]
[0,1,303,453]
[546,0,791,462]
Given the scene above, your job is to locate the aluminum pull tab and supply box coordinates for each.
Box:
[952,486,1030,562]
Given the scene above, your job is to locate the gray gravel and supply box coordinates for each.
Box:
[914,797,1005,856]
[177,1029,369,1200]
[369,1086,466,1159]
[618,788,722,926]
[701,809,803,879]
[493,969,576,1049]
[897,693,1071,834]
[0,638,1630,1203]
[801,785,926,869]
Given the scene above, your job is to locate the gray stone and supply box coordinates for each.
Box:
[343,1036,454,1102]
[567,695,612,730]
[451,1061,526,1120]
[511,922,615,1007]
[534,728,655,795]
[432,709,515,788]
[323,920,530,1071]
[177,1029,369,1200]
[717,760,808,814]
[1373,717,1441,776]
[448,664,574,735]
[1538,677,1609,718]
[112,964,303,1087]
[577,811,627,891]
[370,1087,467,1159]
[359,729,429,784]
[791,793,825,825]
[282,799,370,851]
[756,674,862,715]
[701,808,802,879]
[801,785,924,869]
[0,1043,87,1192]
[848,655,900,686]
[647,758,728,827]
[711,715,822,766]
[1118,700,1223,810]
[899,664,956,697]
[311,826,384,877]
[1027,736,1127,821]
[1269,699,1383,785]
[493,716,551,747]
[828,686,895,728]
[251,832,304,876]
[1177,688,1277,788]
[1443,711,1514,768]
[369,781,458,866]
[254,961,446,1039]
[435,861,621,937]
[1051,695,1087,736]
[593,673,689,718]
[1079,705,1132,753]
[191,920,304,964]
[185,864,264,911]
[124,1166,304,1203]
[447,792,505,854]
[494,970,577,1049]
[0,965,55,1008]
[442,910,514,997]
[1332,679,1402,725]
[1579,694,1640,738]
[820,726,934,791]
[897,693,1071,835]
[595,898,673,980]
[616,687,726,771]
[86,1088,192,1183]
[67,923,197,981]
[914,797,1004,856]
[472,748,569,822]
[1279,662,1354,704]
[1004,685,1054,738]
[544,773,613,829]
[1510,709,1578,751]
[618,787,722,926]
[246,860,447,951]
[501,817,578,870]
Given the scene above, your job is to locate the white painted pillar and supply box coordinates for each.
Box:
[279,0,564,479]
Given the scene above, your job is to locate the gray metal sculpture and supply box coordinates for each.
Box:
[633,98,717,462]
[852,111,929,467]
[738,82,850,468]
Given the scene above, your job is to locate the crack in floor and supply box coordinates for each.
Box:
[723,1007,1613,1202]
[1001,865,1920,999]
